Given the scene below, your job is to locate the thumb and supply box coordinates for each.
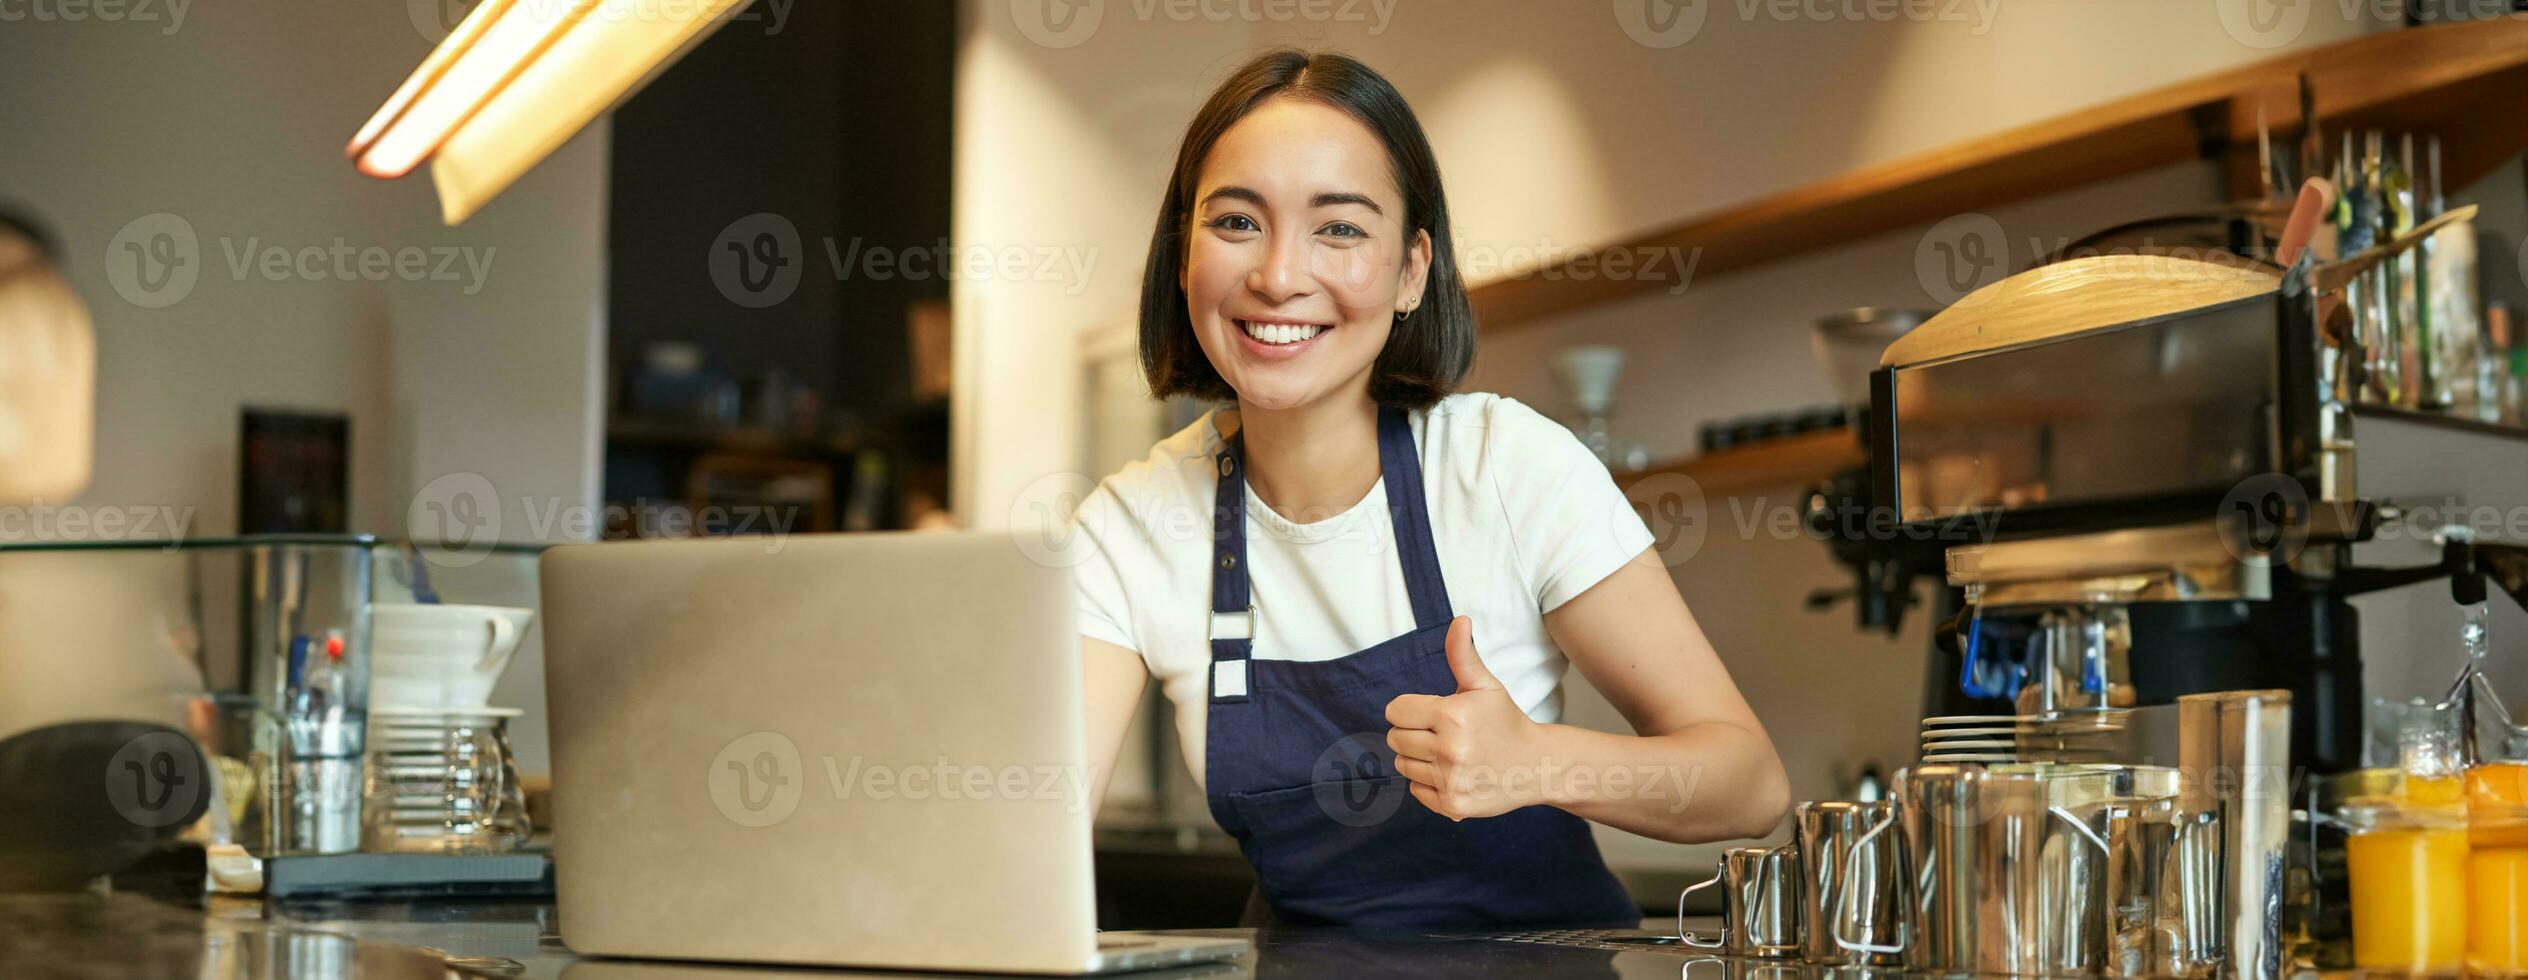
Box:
[1443,616,1501,693]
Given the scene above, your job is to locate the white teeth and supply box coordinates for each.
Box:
[1240,320,1324,345]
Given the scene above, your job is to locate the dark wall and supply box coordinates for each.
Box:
[607,0,955,426]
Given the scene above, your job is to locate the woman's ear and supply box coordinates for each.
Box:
[1397,228,1432,316]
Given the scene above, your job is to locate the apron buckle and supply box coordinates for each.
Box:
[1207,608,1253,641]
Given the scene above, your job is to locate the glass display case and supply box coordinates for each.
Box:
[0,536,544,857]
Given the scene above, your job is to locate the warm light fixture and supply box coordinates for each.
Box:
[349,0,756,224]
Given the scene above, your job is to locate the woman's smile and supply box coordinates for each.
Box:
[1231,316,1333,358]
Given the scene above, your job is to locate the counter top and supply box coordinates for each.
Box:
[0,887,1873,979]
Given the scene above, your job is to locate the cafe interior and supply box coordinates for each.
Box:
[4,0,2528,976]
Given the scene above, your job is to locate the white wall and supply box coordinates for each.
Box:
[0,1,609,773]
[953,0,2405,875]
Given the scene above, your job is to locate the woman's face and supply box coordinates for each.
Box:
[1181,97,1431,413]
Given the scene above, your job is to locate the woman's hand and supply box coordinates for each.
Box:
[1383,616,1543,820]
[1384,556,1789,841]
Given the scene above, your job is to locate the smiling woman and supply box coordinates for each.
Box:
[1068,49,1788,930]
[1137,53,1470,415]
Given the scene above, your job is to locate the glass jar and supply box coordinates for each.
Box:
[362,706,530,854]
[2371,696,2467,806]
[2343,801,2469,975]
[2469,762,2528,976]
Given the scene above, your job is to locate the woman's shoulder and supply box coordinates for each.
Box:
[1420,391,1585,458]
[1082,408,1224,518]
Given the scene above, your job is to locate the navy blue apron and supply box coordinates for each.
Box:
[1202,407,1641,929]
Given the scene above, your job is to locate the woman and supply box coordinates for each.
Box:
[1070,50,1788,929]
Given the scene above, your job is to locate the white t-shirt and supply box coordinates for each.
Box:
[1068,392,1655,789]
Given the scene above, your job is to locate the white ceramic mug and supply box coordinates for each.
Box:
[370,604,535,709]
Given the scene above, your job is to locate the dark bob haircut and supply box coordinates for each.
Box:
[1138,49,1475,409]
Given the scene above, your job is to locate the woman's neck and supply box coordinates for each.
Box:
[1230,393,1384,524]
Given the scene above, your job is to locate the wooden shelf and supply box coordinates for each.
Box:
[1617,429,1862,498]
[606,417,863,458]
[1470,18,2528,332]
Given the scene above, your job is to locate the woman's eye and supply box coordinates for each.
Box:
[1208,214,1258,234]
[1319,222,1367,240]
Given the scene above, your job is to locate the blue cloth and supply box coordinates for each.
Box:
[1202,407,1640,928]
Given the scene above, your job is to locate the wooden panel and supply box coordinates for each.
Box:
[1617,429,1862,499]
[1471,17,2528,333]
[1880,254,2282,369]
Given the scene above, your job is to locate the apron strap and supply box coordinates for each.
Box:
[1207,407,1455,703]
[1377,407,1453,632]
[1210,431,1254,703]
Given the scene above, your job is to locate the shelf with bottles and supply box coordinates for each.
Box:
[1469,17,2528,333]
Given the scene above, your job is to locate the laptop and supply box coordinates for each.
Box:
[540,532,1250,974]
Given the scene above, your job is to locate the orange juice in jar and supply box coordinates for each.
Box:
[2474,761,2528,812]
[2406,772,2466,807]
[2345,802,2470,974]
[2469,762,2528,975]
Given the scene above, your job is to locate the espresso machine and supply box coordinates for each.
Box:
[1856,210,2528,768]
[1805,199,2528,973]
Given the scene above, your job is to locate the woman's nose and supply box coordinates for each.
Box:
[1246,232,1317,304]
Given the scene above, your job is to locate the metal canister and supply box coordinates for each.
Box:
[2176,690,2292,980]
[1795,800,1901,965]
[1893,764,1987,974]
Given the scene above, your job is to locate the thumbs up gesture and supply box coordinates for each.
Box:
[1383,616,1543,820]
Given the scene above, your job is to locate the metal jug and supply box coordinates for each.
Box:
[1975,765,2139,975]
[1836,763,2180,977]
[1681,843,1802,959]
[1835,763,1980,974]
[1795,800,1901,965]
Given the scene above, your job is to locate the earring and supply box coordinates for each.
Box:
[1395,309,1409,322]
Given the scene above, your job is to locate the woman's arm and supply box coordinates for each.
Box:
[1385,550,1789,843]
[1533,551,1789,841]
[1081,637,1149,819]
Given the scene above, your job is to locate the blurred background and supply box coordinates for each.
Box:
[6,0,2528,926]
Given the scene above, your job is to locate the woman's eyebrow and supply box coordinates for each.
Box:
[1309,191,1382,215]
[1199,186,1266,210]
[1196,186,1385,216]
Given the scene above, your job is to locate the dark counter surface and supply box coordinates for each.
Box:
[0,886,1864,980]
